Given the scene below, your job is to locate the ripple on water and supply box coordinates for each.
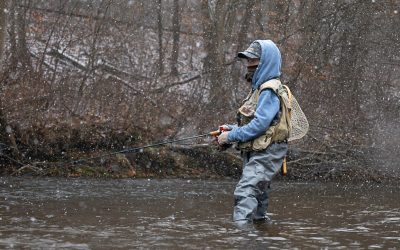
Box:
[1,178,400,249]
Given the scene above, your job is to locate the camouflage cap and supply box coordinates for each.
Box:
[238,41,261,59]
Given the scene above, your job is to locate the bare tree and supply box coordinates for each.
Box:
[0,0,8,63]
[236,0,256,53]
[170,0,181,76]
[157,0,164,75]
[0,1,21,164]
[5,1,32,70]
[1,0,398,174]
[199,0,234,126]
[0,0,9,150]
[8,1,17,69]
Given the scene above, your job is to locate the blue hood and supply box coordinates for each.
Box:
[251,40,281,90]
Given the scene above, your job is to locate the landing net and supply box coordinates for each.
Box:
[288,94,309,142]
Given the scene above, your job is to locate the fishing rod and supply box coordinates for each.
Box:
[71,130,223,165]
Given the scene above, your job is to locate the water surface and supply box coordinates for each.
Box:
[0,177,399,249]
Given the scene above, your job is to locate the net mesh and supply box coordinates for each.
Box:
[288,95,309,141]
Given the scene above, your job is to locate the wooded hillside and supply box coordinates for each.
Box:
[0,0,399,179]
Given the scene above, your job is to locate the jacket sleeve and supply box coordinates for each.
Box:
[227,89,280,143]
[226,124,238,130]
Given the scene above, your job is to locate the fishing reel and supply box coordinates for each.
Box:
[210,126,233,151]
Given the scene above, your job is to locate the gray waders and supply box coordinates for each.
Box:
[233,142,288,222]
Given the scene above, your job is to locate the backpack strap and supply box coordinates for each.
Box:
[282,84,293,118]
[258,79,281,94]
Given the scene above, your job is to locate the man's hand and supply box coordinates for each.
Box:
[219,124,232,131]
[218,131,230,145]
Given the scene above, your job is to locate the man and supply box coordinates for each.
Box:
[217,40,291,223]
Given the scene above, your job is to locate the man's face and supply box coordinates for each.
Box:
[244,58,260,83]
[247,58,260,67]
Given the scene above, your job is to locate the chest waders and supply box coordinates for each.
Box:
[233,79,310,222]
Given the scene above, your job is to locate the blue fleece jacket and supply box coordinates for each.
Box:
[228,40,281,143]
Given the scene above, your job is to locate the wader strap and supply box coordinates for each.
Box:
[283,85,293,118]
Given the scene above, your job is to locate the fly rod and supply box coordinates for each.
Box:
[71,130,222,164]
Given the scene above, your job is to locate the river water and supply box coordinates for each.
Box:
[0,177,399,249]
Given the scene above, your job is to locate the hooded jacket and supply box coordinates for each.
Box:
[228,40,281,143]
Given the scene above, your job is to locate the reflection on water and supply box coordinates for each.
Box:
[0,177,399,249]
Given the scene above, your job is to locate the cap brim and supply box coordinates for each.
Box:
[238,51,259,59]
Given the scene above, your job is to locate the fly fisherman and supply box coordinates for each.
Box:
[217,40,291,224]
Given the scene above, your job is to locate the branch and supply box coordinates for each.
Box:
[11,164,44,176]
[153,75,201,93]
[20,4,204,37]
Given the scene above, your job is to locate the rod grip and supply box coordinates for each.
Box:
[210,130,221,137]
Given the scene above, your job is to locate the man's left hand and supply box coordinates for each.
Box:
[218,131,230,145]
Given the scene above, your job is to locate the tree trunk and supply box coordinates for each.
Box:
[157,0,164,75]
[16,3,31,68]
[199,0,235,128]
[0,0,8,63]
[236,0,256,53]
[170,0,181,76]
[8,1,17,69]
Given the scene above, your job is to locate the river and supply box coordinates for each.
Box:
[0,177,399,249]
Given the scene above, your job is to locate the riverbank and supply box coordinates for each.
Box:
[1,145,242,179]
[1,145,397,183]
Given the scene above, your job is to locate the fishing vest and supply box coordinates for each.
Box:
[237,79,292,151]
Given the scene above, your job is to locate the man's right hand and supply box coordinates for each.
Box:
[219,124,232,132]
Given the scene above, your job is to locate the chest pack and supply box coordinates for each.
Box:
[236,79,307,151]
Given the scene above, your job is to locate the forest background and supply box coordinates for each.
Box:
[0,0,399,180]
